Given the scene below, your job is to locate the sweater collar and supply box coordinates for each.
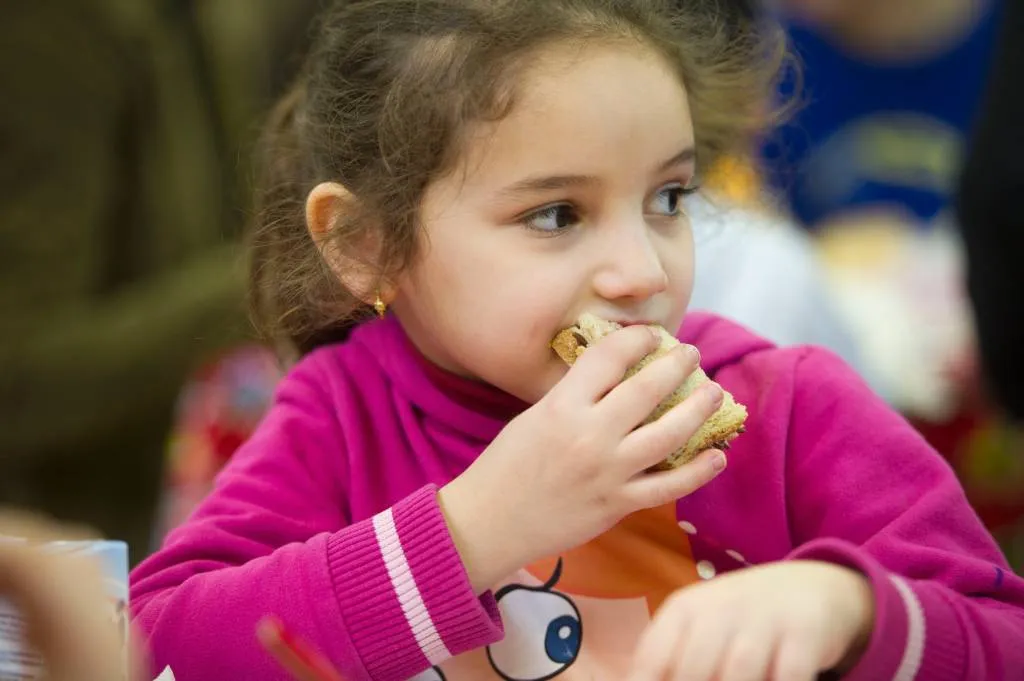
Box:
[353,315,528,444]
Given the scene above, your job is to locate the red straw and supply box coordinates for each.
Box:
[257,616,346,681]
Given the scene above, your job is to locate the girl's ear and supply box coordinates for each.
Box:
[305,181,394,306]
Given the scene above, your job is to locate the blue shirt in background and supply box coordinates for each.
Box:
[763,2,1002,230]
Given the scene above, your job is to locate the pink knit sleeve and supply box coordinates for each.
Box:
[130,359,501,681]
[784,348,1024,681]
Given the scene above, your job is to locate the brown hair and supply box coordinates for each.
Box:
[249,0,789,359]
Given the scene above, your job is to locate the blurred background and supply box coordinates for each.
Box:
[1,0,1021,572]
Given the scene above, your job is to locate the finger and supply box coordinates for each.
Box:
[669,614,731,681]
[770,637,819,681]
[555,325,661,402]
[628,605,690,681]
[623,449,727,509]
[599,343,701,432]
[718,629,777,681]
[620,381,724,471]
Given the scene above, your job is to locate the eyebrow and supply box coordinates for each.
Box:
[498,146,696,198]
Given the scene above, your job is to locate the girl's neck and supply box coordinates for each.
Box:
[811,0,991,63]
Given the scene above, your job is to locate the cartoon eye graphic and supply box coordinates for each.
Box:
[407,666,446,680]
[487,559,582,681]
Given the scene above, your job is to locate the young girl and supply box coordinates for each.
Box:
[130,1,1024,679]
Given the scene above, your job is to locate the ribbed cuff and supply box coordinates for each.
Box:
[790,539,913,681]
[326,485,502,679]
[395,485,503,654]
[912,584,968,681]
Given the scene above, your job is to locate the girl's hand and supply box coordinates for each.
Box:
[440,325,728,592]
[628,561,875,681]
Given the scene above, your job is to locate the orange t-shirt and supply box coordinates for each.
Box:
[412,503,709,680]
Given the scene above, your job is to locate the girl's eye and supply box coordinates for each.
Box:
[521,204,581,234]
[648,183,698,217]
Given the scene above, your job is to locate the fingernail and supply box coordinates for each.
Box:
[712,452,728,472]
[648,327,661,342]
[686,344,701,364]
[704,383,724,405]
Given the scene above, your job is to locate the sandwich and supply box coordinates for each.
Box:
[551,313,747,470]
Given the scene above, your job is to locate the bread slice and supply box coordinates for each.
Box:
[551,313,747,470]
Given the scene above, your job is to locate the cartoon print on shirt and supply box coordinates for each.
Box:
[487,559,582,680]
[430,502,738,679]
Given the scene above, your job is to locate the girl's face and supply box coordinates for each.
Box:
[393,42,697,403]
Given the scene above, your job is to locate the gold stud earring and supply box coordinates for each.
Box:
[373,292,387,318]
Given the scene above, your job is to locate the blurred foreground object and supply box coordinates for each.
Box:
[0,512,135,681]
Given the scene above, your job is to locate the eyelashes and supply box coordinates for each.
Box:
[519,182,699,236]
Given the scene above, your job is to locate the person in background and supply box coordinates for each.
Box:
[764,0,1001,231]
[0,1,251,559]
[759,0,1024,568]
[687,194,873,390]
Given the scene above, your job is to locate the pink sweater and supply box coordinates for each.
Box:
[130,313,1024,680]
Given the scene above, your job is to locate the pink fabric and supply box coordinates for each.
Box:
[130,313,1024,680]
